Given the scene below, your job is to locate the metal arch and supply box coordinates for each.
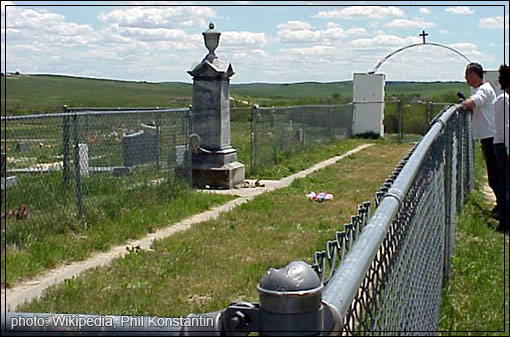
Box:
[369,42,472,74]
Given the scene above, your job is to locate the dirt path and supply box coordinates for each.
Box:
[2,144,373,311]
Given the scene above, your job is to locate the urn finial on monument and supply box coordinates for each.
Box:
[203,22,220,62]
[188,23,245,189]
[188,22,234,79]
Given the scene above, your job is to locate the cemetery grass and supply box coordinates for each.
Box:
[230,115,369,180]
[438,145,509,335]
[18,142,412,317]
[1,173,234,287]
[3,134,366,287]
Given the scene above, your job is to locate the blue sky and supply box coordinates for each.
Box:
[1,1,508,83]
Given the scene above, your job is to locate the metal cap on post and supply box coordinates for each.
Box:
[223,261,341,336]
[257,261,324,336]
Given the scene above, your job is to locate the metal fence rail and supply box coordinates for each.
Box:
[250,104,353,175]
[382,101,451,142]
[321,104,473,334]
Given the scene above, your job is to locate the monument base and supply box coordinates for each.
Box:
[193,161,245,189]
[192,147,237,167]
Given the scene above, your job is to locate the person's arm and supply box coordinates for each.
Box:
[462,98,476,110]
[462,86,488,111]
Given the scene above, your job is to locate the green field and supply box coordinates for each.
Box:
[1,74,469,114]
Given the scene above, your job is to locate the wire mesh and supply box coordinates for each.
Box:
[250,104,353,175]
[342,132,447,335]
[383,101,451,142]
[1,108,191,252]
[314,106,472,335]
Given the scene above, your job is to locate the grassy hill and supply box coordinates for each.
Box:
[1,74,469,115]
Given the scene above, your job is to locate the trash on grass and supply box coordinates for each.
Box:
[306,191,333,202]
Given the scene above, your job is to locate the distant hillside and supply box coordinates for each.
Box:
[1,74,469,115]
[2,75,192,114]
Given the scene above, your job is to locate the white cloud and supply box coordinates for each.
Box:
[439,30,450,35]
[114,27,187,42]
[4,6,95,45]
[98,6,215,29]
[277,20,366,44]
[313,6,405,20]
[278,28,320,43]
[478,16,509,29]
[385,18,436,29]
[420,8,430,15]
[449,42,483,58]
[277,20,311,31]
[221,31,267,47]
[351,34,421,48]
[282,45,337,56]
[444,7,474,15]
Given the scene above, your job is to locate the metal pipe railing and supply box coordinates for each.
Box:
[1,108,190,121]
[322,105,459,317]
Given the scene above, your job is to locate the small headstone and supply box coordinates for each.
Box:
[112,166,132,177]
[78,143,89,177]
[295,128,305,143]
[122,130,158,167]
[173,145,188,168]
[1,176,18,190]
[15,142,30,153]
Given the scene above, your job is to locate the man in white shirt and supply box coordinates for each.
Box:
[462,63,499,217]
[493,64,509,230]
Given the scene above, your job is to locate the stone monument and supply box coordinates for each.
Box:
[352,72,386,137]
[188,23,245,189]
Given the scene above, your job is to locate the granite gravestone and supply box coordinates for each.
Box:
[122,130,158,167]
[188,23,245,189]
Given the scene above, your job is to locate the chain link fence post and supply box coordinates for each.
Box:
[62,105,70,188]
[397,99,403,142]
[427,100,433,124]
[72,113,83,215]
[156,110,161,172]
[184,106,193,186]
[251,105,258,176]
[328,106,333,139]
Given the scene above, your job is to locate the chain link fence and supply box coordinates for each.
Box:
[3,105,474,335]
[250,104,353,175]
[384,100,451,142]
[2,108,191,249]
[319,105,473,335]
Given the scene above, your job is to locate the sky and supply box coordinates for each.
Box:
[1,1,508,83]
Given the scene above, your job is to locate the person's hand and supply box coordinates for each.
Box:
[462,98,476,111]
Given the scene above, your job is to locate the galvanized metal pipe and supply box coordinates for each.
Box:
[1,109,189,121]
[323,105,458,318]
[255,103,352,111]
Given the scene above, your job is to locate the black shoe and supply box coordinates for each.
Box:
[491,205,500,220]
[491,205,499,215]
